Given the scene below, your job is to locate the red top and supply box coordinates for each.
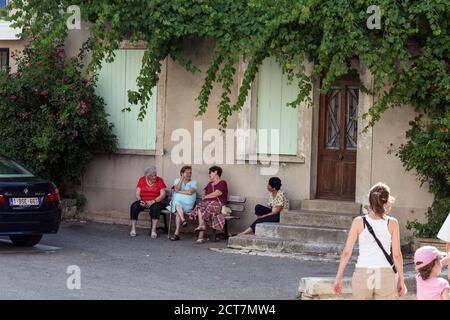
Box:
[204,180,228,205]
[137,176,166,201]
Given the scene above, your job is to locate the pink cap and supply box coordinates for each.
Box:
[414,246,440,270]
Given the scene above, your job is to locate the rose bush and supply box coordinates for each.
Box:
[0,43,117,193]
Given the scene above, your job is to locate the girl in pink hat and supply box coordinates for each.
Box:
[414,245,450,300]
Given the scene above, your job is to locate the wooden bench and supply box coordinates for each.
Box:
[158,189,245,240]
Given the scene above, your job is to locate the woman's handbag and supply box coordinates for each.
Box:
[212,183,231,216]
[221,205,232,216]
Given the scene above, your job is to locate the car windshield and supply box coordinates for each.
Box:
[0,156,34,178]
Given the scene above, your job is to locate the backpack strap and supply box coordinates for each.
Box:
[362,216,397,274]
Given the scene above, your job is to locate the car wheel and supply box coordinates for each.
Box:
[9,235,43,247]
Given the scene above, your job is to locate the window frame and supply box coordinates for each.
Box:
[236,58,307,164]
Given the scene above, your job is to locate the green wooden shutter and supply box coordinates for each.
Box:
[96,49,157,150]
[257,58,298,155]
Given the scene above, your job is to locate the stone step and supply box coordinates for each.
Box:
[281,210,356,228]
[228,235,356,257]
[255,223,349,243]
[301,199,361,215]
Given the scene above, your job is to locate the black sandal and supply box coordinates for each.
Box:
[181,220,188,228]
[170,234,181,241]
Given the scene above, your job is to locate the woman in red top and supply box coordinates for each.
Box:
[189,166,228,244]
[130,165,166,238]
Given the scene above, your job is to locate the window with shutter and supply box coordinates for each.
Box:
[256,57,299,155]
[96,49,157,151]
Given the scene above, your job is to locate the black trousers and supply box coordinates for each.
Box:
[130,201,165,220]
[250,204,280,231]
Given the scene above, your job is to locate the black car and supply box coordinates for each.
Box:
[0,154,61,246]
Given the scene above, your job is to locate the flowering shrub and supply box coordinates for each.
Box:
[0,43,117,193]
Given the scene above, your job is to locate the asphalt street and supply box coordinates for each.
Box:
[0,221,354,299]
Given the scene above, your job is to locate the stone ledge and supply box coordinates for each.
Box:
[60,198,78,220]
[60,198,77,207]
[298,277,352,300]
[298,274,418,300]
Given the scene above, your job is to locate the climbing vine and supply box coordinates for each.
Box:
[6,0,450,235]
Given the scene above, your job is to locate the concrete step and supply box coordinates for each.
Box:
[255,223,349,243]
[301,199,361,215]
[228,234,356,257]
[281,210,356,229]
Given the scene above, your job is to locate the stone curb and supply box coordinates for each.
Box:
[298,273,418,300]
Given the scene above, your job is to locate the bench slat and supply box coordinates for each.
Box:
[227,195,246,203]
[227,203,245,212]
[164,190,245,203]
[225,215,240,220]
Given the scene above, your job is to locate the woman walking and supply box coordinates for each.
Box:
[333,182,407,299]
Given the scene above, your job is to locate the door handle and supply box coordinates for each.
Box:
[338,153,344,161]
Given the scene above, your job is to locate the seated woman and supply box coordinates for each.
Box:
[168,165,198,241]
[189,166,228,244]
[238,177,289,235]
[129,165,166,238]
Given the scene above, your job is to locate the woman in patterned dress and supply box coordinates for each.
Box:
[189,166,228,244]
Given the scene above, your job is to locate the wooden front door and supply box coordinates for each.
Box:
[317,79,358,200]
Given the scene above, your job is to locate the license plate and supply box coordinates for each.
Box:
[10,197,39,206]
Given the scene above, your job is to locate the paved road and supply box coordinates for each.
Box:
[0,221,354,300]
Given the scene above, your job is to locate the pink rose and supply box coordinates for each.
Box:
[20,111,30,120]
[76,101,89,114]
